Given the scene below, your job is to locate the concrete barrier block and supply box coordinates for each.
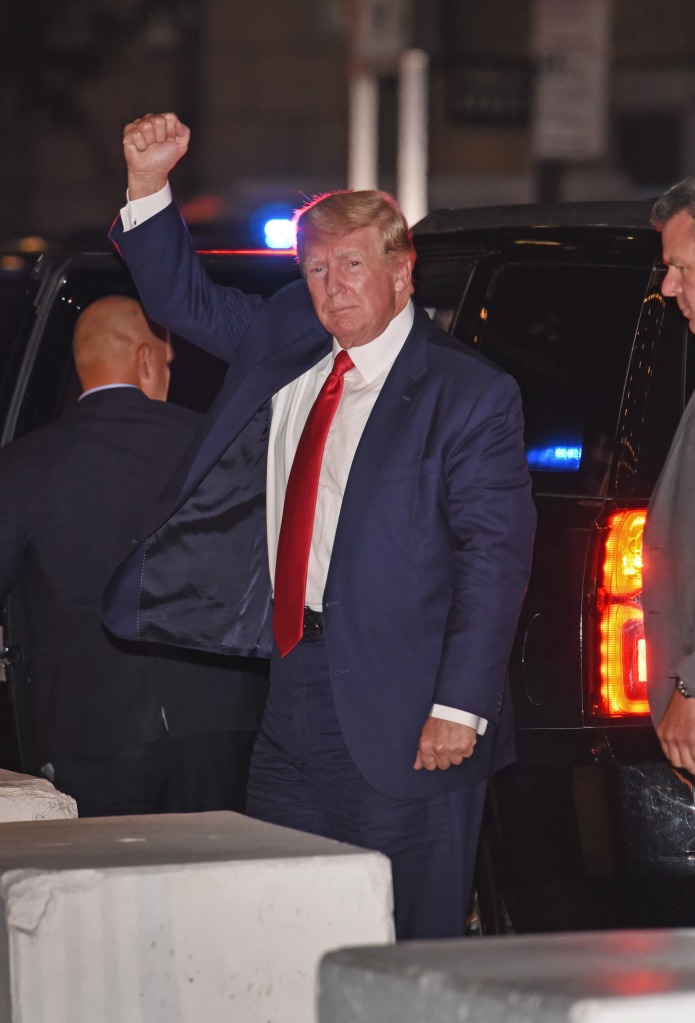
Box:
[0,770,77,822]
[0,811,393,1022]
[319,929,695,1022]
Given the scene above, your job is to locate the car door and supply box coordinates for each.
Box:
[450,241,695,932]
[0,248,301,774]
[0,252,41,768]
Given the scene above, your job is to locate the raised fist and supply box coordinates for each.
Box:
[122,112,190,198]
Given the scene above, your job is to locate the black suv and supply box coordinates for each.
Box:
[1,203,691,933]
[413,201,693,933]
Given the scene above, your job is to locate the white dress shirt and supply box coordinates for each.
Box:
[79,383,138,400]
[121,185,487,734]
[267,306,412,608]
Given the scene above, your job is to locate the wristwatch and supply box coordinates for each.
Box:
[675,678,694,699]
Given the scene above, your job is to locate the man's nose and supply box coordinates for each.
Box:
[661,268,678,297]
[324,267,344,295]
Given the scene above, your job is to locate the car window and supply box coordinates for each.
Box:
[613,271,689,496]
[454,260,653,496]
[10,264,134,438]
[0,259,39,442]
[0,267,32,362]
[9,253,301,439]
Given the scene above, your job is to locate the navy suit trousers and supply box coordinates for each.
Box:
[246,634,487,940]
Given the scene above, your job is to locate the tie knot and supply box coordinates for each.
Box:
[332,350,354,378]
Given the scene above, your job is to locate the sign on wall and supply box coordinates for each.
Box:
[532,0,611,161]
[350,0,412,73]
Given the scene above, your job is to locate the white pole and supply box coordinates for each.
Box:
[397,48,429,225]
[348,73,379,190]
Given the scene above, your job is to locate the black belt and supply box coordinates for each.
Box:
[303,607,324,637]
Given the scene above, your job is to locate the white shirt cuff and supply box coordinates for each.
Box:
[430,703,488,735]
[120,182,172,231]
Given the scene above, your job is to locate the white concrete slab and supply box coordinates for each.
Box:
[319,929,695,1023]
[0,811,394,1023]
[0,770,76,822]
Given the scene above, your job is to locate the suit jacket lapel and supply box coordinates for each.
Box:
[327,314,430,577]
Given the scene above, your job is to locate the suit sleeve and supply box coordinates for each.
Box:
[433,372,536,724]
[109,201,263,364]
[644,397,695,722]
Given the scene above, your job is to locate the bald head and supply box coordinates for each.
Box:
[72,295,172,401]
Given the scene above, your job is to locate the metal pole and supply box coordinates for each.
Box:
[348,73,379,190]
[397,48,429,225]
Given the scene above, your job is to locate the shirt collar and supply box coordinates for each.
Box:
[79,383,139,401]
[331,301,414,383]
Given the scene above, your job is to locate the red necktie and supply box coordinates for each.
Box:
[273,349,354,656]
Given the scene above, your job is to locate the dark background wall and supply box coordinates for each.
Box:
[2,0,695,242]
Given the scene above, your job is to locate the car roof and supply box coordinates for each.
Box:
[413,200,656,236]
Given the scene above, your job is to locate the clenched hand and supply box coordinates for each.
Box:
[414,717,477,771]
[122,112,190,200]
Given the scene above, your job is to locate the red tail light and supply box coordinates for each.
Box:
[594,509,649,717]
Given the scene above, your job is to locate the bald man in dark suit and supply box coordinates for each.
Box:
[0,296,267,816]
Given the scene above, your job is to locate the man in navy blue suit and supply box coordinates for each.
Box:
[104,112,536,939]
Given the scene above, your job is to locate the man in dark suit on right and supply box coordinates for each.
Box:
[644,178,695,775]
[0,294,267,816]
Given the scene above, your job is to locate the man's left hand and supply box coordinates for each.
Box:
[656,687,695,773]
[413,718,477,771]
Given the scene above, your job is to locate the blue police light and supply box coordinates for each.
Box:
[263,218,296,250]
[526,443,582,472]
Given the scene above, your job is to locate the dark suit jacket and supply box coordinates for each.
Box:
[0,386,267,766]
[104,203,536,800]
[644,390,695,725]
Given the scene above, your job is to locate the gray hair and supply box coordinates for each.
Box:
[651,177,695,228]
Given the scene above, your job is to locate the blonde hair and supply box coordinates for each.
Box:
[294,189,414,271]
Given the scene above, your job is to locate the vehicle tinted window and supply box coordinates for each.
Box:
[0,273,31,361]
[10,254,301,438]
[0,261,38,441]
[456,261,652,496]
[10,265,133,438]
[613,273,689,496]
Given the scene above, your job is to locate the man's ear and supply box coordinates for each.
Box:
[393,255,414,294]
[136,342,152,385]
